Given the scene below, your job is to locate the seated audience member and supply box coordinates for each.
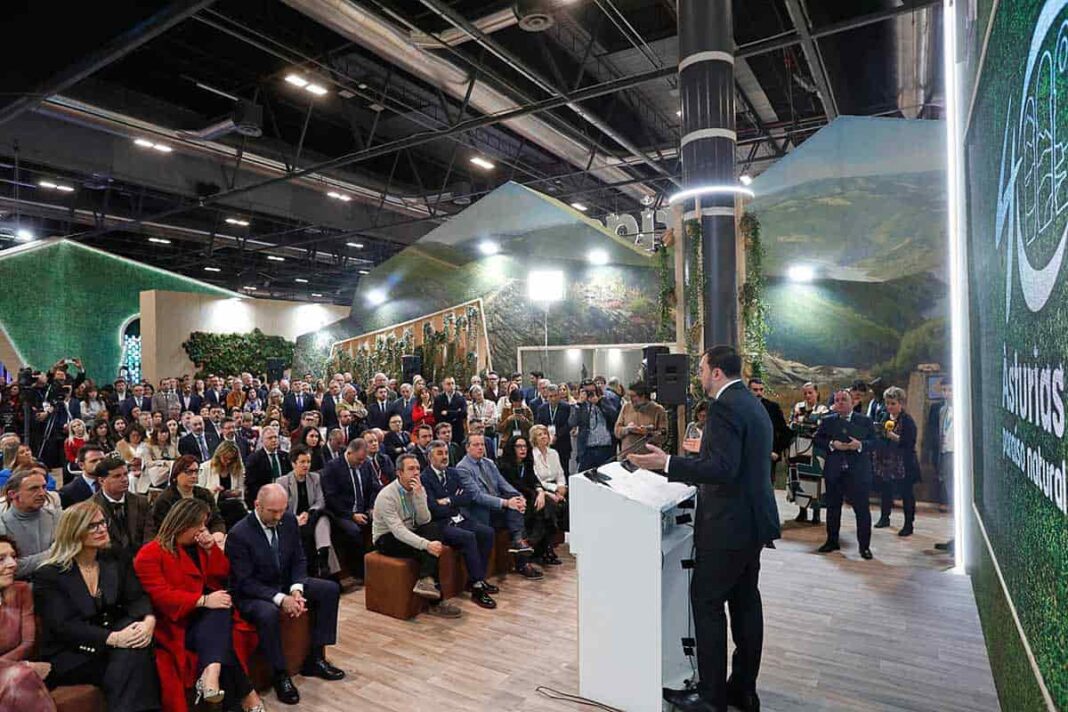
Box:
[117,424,154,494]
[288,412,320,445]
[225,484,344,705]
[362,430,395,486]
[498,389,534,448]
[152,457,225,545]
[145,424,179,490]
[393,383,416,431]
[297,427,325,472]
[198,440,248,530]
[420,440,497,609]
[455,434,542,579]
[91,456,153,557]
[177,416,220,463]
[218,417,252,464]
[0,535,55,711]
[466,386,497,456]
[530,424,568,534]
[0,470,59,579]
[407,424,434,470]
[372,454,462,618]
[111,416,129,443]
[321,428,346,464]
[0,443,34,490]
[33,502,161,710]
[499,436,561,565]
[59,444,106,508]
[434,422,463,466]
[87,419,115,453]
[63,419,87,465]
[243,426,286,508]
[277,445,333,578]
[336,407,362,445]
[410,385,435,430]
[614,381,668,454]
[383,415,410,461]
[80,387,107,424]
[320,439,378,564]
[134,499,263,712]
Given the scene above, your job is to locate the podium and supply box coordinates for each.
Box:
[570,462,697,712]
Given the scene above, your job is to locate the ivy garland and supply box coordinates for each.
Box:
[655,238,673,342]
[684,219,705,394]
[739,212,769,381]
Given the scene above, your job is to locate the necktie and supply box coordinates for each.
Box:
[269,527,281,568]
[113,500,126,527]
[350,467,364,511]
[477,459,497,495]
[91,480,99,494]
[270,452,281,479]
[197,434,209,460]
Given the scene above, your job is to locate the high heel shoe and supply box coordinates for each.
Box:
[245,705,266,712]
[195,677,225,705]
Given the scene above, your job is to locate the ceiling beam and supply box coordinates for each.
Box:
[782,0,839,121]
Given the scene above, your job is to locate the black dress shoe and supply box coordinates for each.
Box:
[661,688,721,711]
[898,523,914,537]
[471,588,498,609]
[727,688,761,712]
[480,580,499,594]
[273,675,300,705]
[764,541,776,549]
[873,516,891,528]
[860,548,873,560]
[794,509,809,523]
[301,657,346,681]
[817,540,840,553]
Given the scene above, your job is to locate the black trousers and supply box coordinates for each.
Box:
[186,608,253,701]
[692,545,764,708]
[47,645,160,712]
[330,513,367,576]
[440,519,493,584]
[524,497,559,553]
[237,577,340,674]
[375,521,444,580]
[878,478,916,522]
[825,472,872,549]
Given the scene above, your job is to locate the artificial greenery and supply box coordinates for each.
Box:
[655,230,674,342]
[739,212,769,381]
[182,328,295,378]
[684,219,705,395]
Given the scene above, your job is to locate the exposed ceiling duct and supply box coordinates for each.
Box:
[894,3,934,119]
[280,0,656,203]
[179,99,264,140]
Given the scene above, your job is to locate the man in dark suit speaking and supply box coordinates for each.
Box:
[629,345,780,712]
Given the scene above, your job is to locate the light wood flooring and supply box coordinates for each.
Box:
[277,493,1000,711]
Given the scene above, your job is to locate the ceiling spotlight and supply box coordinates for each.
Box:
[479,240,500,255]
[366,288,387,306]
[570,202,588,212]
[285,74,309,88]
[357,83,368,90]
[204,266,222,272]
[358,269,370,275]
[55,184,75,192]
[295,278,309,283]
[587,248,609,265]
[15,228,34,242]
[267,255,285,262]
[327,191,352,202]
[38,180,56,189]
[151,143,173,153]
[134,138,154,148]
[305,83,328,96]
[469,156,495,170]
[739,174,753,186]
[312,292,323,297]
[148,237,171,245]
[244,285,257,291]
[786,264,816,283]
[225,217,250,226]
[346,242,364,249]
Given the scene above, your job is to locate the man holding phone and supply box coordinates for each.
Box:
[569,381,619,472]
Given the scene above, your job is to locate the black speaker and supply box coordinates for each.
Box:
[642,345,670,388]
[266,358,286,384]
[402,354,423,384]
[655,354,689,406]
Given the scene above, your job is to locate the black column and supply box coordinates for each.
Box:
[678,0,737,348]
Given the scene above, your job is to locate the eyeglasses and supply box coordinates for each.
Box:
[87,520,108,532]
[183,467,198,474]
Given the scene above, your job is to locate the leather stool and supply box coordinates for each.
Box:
[248,608,313,691]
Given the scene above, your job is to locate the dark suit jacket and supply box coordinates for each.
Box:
[666,382,781,550]
[59,475,96,509]
[365,399,394,431]
[812,412,877,485]
[420,465,474,521]
[383,430,410,461]
[92,490,155,555]
[33,553,153,677]
[178,430,220,461]
[320,393,339,431]
[337,422,362,445]
[122,395,152,419]
[433,392,468,436]
[407,444,430,471]
[760,397,791,456]
[391,397,417,431]
[321,456,380,520]
[244,448,287,507]
[282,393,312,429]
[226,512,308,605]
[925,401,949,469]
[535,401,573,453]
[204,389,228,406]
[177,391,202,414]
[361,452,395,486]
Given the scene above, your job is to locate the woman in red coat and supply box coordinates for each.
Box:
[133,499,264,712]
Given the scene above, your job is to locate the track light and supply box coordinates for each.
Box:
[225,217,250,226]
[570,202,588,212]
[346,242,364,248]
[204,266,222,273]
[470,156,495,170]
[148,238,171,245]
[295,278,309,283]
[267,255,285,262]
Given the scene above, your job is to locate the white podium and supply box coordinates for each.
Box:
[570,462,697,712]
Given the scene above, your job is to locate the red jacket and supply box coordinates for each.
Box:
[134,540,258,712]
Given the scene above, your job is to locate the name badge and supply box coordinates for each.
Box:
[513,429,521,438]
[547,425,556,438]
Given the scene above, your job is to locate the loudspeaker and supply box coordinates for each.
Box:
[655,354,689,406]
[642,345,670,388]
[266,358,286,384]
[402,354,423,384]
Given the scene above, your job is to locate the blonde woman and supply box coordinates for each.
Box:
[33,501,160,710]
[198,440,246,503]
[63,419,86,465]
[530,425,567,496]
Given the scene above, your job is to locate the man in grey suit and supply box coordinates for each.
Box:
[631,346,781,712]
[277,444,334,577]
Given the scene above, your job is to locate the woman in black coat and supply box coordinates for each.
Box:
[497,436,561,565]
[872,386,921,537]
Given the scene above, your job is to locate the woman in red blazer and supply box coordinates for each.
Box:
[134,499,263,712]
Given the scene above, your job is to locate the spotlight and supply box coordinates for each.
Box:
[55,184,75,192]
[366,288,387,306]
[327,191,352,202]
[786,265,816,282]
[587,249,609,265]
[15,228,34,242]
[469,156,495,170]
[305,83,329,96]
[295,278,309,283]
[358,269,370,275]
[148,238,171,245]
[479,240,500,255]
[225,217,250,227]
[204,266,222,273]
[346,242,364,248]
[38,181,56,189]
[528,270,565,302]
[133,138,154,148]
[312,292,323,297]
[285,74,309,88]
[151,144,173,153]
[267,255,285,262]
[244,286,257,291]
[570,202,588,212]
[739,174,753,186]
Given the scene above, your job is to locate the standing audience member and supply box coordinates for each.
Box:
[749,378,791,480]
[393,383,416,431]
[33,501,161,711]
[466,386,497,459]
[0,469,59,579]
[226,484,345,705]
[498,390,534,451]
[0,535,55,711]
[92,456,154,557]
[927,380,955,553]
[614,382,667,454]
[411,385,435,430]
[534,384,573,477]
[571,381,619,471]
[873,387,920,537]
[787,382,829,524]
[433,378,467,441]
[152,457,225,544]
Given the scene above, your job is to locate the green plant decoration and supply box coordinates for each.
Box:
[684,219,705,395]
[655,239,673,342]
[182,328,295,379]
[739,212,769,382]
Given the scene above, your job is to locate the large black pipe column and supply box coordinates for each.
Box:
[677,0,738,348]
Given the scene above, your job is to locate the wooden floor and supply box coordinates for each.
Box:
[280,493,1000,711]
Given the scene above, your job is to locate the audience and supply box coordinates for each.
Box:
[613,381,667,454]
[33,501,161,710]
[407,424,433,470]
[177,415,219,463]
[434,422,463,466]
[371,454,462,618]
[433,377,467,438]
[152,457,225,544]
[225,484,344,705]
[362,430,395,486]
[0,469,59,579]
[297,426,325,471]
[0,535,54,711]
[383,414,410,461]
[534,384,573,477]
[244,426,285,508]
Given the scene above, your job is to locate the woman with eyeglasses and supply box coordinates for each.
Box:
[32,502,161,711]
[152,457,225,547]
[134,499,263,712]
[0,535,55,711]
[498,436,560,566]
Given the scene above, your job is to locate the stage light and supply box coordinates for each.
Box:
[295,278,309,283]
[134,138,154,148]
[528,270,565,302]
[305,83,328,96]
[267,255,285,262]
[225,217,250,227]
[148,238,171,245]
[668,184,754,204]
[470,156,495,170]
[786,265,816,282]
[55,184,75,192]
[285,74,308,88]
[204,266,221,272]
[479,240,500,255]
[739,174,753,186]
[587,249,609,265]
[15,228,34,242]
[570,202,588,212]
[346,242,364,248]
[366,288,387,306]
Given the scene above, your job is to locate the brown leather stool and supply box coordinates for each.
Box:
[248,608,313,691]
[364,545,462,620]
[51,685,105,712]
[487,529,513,577]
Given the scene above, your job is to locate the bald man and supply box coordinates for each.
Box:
[226,483,345,705]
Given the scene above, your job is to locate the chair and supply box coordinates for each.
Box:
[247,609,313,691]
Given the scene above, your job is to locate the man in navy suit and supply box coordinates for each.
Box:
[121,383,152,420]
[58,444,106,508]
[320,381,340,431]
[177,415,220,462]
[365,385,394,431]
[392,382,417,431]
[177,383,202,415]
[226,483,345,705]
[420,439,497,608]
[521,371,543,405]
[282,382,312,430]
[535,384,573,476]
[203,376,228,406]
[433,377,467,440]
[813,389,877,560]
[630,346,781,712]
[320,438,379,568]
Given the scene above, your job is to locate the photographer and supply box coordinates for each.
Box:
[569,380,619,472]
[33,358,85,474]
